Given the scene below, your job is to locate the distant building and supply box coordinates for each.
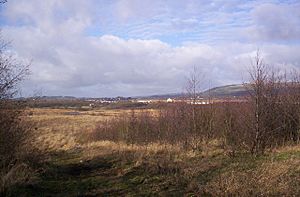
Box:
[167,98,173,103]
[137,100,151,104]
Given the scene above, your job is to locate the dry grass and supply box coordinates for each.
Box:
[27,108,131,151]
[82,140,300,196]
[21,107,300,196]
[27,108,158,153]
[203,151,300,196]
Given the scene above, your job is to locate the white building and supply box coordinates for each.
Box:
[167,98,173,103]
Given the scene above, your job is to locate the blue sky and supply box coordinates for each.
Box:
[0,0,300,97]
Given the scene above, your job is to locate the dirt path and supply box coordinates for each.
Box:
[15,149,184,196]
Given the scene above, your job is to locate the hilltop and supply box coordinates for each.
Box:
[201,84,248,97]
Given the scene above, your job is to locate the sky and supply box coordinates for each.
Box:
[0,0,300,97]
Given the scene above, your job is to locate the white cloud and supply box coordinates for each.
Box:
[246,3,300,41]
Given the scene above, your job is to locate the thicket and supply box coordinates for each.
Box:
[0,101,38,195]
[91,53,300,155]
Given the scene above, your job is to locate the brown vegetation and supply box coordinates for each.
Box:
[0,101,38,195]
[13,104,298,196]
[91,52,300,156]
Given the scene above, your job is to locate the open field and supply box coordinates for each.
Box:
[26,108,135,152]
[8,107,300,196]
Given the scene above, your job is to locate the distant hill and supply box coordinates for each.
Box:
[201,84,248,97]
[139,84,249,99]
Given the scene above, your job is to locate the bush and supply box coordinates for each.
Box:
[90,103,216,150]
[91,93,300,155]
[0,100,36,195]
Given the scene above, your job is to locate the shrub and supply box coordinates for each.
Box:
[0,100,36,195]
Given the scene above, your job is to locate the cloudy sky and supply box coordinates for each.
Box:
[0,0,300,97]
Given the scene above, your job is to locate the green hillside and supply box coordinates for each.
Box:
[202,84,248,97]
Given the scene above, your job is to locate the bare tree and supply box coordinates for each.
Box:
[185,66,204,133]
[186,66,203,104]
[0,1,29,98]
[244,51,284,154]
[247,51,268,153]
[281,70,300,143]
[0,33,30,99]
